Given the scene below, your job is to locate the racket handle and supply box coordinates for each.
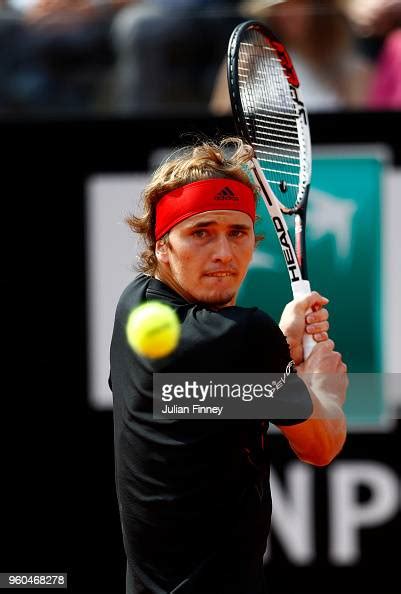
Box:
[291,280,316,360]
[302,333,316,360]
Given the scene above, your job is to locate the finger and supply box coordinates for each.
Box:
[312,331,328,342]
[308,291,329,311]
[306,321,329,335]
[331,351,343,365]
[318,338,335,351]
[306,309,329,324]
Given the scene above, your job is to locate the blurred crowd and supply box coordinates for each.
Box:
[0,0,400,115]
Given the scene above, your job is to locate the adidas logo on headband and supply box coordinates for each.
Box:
[214,186,240,201]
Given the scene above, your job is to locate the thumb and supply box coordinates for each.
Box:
[307,291,329,312]
[294,291,328,313]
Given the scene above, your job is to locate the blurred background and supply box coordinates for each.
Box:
[1,1,400,593]
[1,0,401,114]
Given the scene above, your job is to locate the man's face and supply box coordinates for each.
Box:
[156,210,255,308]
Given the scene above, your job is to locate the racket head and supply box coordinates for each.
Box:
[227,20,311,214]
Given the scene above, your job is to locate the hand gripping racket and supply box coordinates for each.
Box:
[227,20,315,358]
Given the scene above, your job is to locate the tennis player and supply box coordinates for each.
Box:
[109,138,347,594]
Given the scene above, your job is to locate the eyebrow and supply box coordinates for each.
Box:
[189,221,252,231]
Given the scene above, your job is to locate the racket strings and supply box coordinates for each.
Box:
[237,28,307,210]
[249,114,298,130]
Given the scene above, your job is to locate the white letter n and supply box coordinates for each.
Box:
[270,462,314,564]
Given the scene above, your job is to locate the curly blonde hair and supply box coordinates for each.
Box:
[127,137,260,276]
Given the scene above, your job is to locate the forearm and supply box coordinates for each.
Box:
[277,389,347,466]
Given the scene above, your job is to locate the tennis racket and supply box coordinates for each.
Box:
[227,20,315,358]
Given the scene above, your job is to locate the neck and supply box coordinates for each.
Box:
[154,268,196,304]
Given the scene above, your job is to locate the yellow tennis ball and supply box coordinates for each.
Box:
[126,301,181,358]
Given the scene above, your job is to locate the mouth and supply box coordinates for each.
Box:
[204,271,236,278]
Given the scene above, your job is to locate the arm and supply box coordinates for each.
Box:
[277,295,348,466]
[277,342,348,466]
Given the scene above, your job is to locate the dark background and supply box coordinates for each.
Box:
[1,113,400,593]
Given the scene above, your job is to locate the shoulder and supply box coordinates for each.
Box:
[174,305,288,371]
[247,307,281,332]
[177,303,282,344]
[241,307,287,347]
[243,307,292,370]
[115,274,153,317]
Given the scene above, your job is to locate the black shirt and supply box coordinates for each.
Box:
[110,274,312,594]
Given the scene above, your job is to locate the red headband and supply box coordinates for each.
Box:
[155,178,256,240]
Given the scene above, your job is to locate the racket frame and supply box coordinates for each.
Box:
[227,20,316,357]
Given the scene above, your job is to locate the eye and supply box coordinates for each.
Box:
[192,229,208,239]
[229,229,246,238]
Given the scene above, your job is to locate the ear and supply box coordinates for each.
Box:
[155,238,170,265]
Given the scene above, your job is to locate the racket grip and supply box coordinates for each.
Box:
[302,333,316,360]
[291,280,316,360]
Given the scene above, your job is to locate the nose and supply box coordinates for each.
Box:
[211,234,233,264]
